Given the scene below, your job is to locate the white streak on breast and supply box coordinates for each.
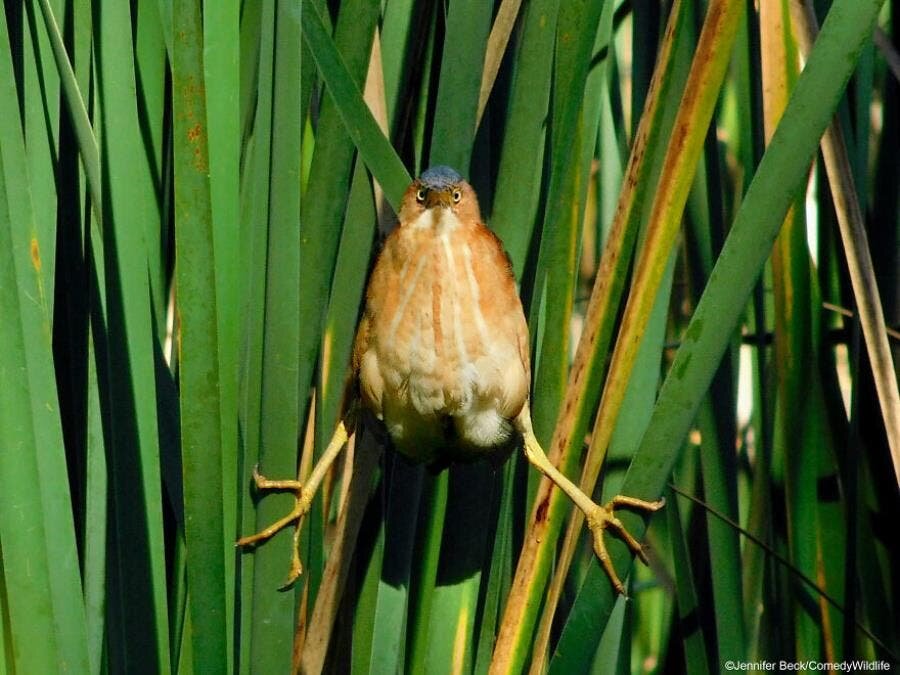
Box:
[440,232,469,365]
[387,254,427,343]
[462,243,490,345]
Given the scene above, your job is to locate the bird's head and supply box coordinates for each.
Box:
[398,165,482,227]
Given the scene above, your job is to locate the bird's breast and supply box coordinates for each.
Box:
[358,211,530,459]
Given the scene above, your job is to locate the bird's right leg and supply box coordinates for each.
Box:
[514,403,664,594]
[237,419,350,588]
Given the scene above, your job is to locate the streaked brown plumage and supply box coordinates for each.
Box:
[238,167,664,594]
[352,177,529,463]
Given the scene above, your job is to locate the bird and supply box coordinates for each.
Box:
[237,166,664,594]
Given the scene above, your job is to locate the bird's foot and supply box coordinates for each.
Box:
[236,465,313,589]
[586,495,666,595]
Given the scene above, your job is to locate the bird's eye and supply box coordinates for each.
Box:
[452,189,462,203]
[416,188,427,203]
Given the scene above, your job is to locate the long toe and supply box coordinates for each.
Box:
[604,513,649,564]
[279,552,304,591]
[591,528,626,594]
[609,494,665,513]
[235,494,309,547]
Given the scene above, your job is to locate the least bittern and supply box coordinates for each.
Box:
[237,166,664,594]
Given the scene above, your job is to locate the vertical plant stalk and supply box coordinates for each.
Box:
[0,9,89,672]
[35,0,101,225]
[504,1,745,668]
[761,0,822,660]
[201,1,241,666]
[172,0,228,671]
[476,0,524,125]
[522,0,691,666]
[300,433,379,672]
[96,2,171,667]
[790,0,900,484]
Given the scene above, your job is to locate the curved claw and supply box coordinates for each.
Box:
[238,490,312,589]
[586,495,666,595]
[278,549,304,591]
[250,466,304,494]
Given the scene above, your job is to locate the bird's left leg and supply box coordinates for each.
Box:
[237,419,349,588]
[514,403,664,594]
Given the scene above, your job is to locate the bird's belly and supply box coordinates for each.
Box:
[377,348,518,462]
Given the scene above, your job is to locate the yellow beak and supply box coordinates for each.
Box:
[425,189,452,209]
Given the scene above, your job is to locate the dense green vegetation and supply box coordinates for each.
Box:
[1,0,897,672]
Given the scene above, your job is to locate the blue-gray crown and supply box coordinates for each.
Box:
[418,165,463,190]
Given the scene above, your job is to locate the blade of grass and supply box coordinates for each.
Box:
[236,0,275,670]
[246,0,303,668]
[379,0,415,124]
[488,0,559,275]
[695,105,748,671]
[301,0,410,207]
[790,0,900,484]
[473,460,517,674]
[69,4,108,672]
[82,323,109,675]
[22,0,61,314]
[155,0,174,59]
[406,471,449,672]
[0,564,10,671]
[761,0,819,659]
[0,176,69,675]
[476,0,523,126]
[0,14,89,669]
[299,0,380,446]
[316,54,382,459]
[681,71,747,669]
[527,0,606,447]
[410,8,438,177]
[34,0,101,224]
[349,479,385,674]
[301,432,380,672]
[809,371,847,661]
[95,0,171,668]
[666,485,711,673]
[134,0,168,337]
[549,0,888,667]
[428,0,491,173]
[238,0,262,143]
[696,391,746,663]
[172,0,228,671]
[201,0,240,667]
[365,461,426,673]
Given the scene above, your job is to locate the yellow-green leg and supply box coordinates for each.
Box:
[236,420,350,588]
[514,403,665,594]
